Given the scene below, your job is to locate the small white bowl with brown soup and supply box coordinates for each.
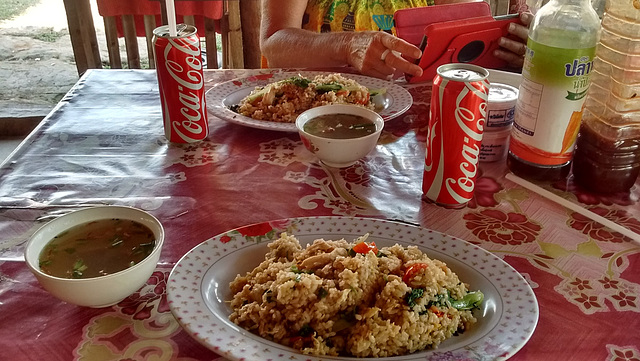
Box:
[296,104,384,168]
[24,205,164,308]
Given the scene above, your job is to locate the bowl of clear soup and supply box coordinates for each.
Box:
[296,104,385,168]
[24,205,164,308]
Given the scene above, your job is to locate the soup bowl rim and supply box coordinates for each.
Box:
[295,104,384,142]
[25,205,164,280]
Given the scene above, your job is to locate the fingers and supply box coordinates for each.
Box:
[347,31,423,80]
[497,17,530,69]
[494,48,525,69]
[519,11,534,27]
[498,36,527,58]
[362,54,396,79]
[507,21,530,42]
[383,51,423,78]
[377,33,423,78]
[380,34,422,60]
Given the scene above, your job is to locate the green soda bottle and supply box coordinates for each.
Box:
[507,0,601,181]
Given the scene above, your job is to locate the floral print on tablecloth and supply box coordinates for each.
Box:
[607,344,640,361]
[74,268,219,360]
[462,179,640,316]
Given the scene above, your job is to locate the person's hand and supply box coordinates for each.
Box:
[494,12,533,69]
[345,31,423,80]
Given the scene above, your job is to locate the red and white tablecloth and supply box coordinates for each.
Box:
[0,69,638,361]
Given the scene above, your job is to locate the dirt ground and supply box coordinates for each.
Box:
[0,0,127,121]
[0,26,78,119]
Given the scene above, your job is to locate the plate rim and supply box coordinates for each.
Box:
[167,216,539,361]
[205,71,414,132]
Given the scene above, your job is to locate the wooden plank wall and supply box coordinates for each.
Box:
[63,0,264,75]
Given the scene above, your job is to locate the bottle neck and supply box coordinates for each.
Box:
[529,0,601,46]
[535,0,599,22]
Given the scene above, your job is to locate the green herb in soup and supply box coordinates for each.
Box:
[304,113,376,139]
[38,218,156,279]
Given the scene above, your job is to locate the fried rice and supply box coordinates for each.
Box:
[228,233,482,357]
[235,73,376,123]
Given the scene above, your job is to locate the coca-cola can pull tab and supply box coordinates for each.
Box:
[422,63,490,208]
[440,68,487,82]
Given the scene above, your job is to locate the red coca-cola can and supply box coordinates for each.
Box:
[153,24,208,143]
[422,63,490,208]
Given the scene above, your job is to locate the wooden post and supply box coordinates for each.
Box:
[122,15,142,69]
[103,17,122,69]
[226,0,244,69]
[204,17,220,69]
[143,15,158,68]
[63,0,102,75]
[240,0,262,69]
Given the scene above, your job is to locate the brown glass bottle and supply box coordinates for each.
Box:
[572,119,640,193]
[569,0,640,193]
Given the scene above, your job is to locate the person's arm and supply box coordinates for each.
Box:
[260,0,423,79]
[259,0,352,69]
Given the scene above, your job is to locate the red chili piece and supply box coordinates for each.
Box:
[403,263,429,284]
[352,241,378,254]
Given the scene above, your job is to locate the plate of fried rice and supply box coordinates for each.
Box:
[168,217,538,361]
[205,71,413,132]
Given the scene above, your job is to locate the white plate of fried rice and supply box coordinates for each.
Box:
[167,217,538,361]
[205,71,413,132]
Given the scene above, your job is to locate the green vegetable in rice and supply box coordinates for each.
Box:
[285,76,312,88]
[450,291,484,310]
[406,288,424,308]
[427,292,450,309]
[299,324,315,337]
[315,83,344,93]
[317,287,328,299]
[411,289,484,311]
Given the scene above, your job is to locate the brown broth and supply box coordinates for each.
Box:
[38,218,156,279]
[304,113,376,139]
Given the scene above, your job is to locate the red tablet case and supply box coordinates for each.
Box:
[394,4,522,83]
[394,2,493,47]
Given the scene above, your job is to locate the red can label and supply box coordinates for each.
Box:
[153,25,209,143]
[422,64,490,208]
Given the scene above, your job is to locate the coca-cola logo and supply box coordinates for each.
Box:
[444,83,487,203]
[424,106,438,172]
[163,36,207,141]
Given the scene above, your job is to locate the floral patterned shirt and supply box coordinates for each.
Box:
[302,0,433,34]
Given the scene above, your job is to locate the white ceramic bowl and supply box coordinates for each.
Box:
[24,205,165,308]
[296,104,384,168]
